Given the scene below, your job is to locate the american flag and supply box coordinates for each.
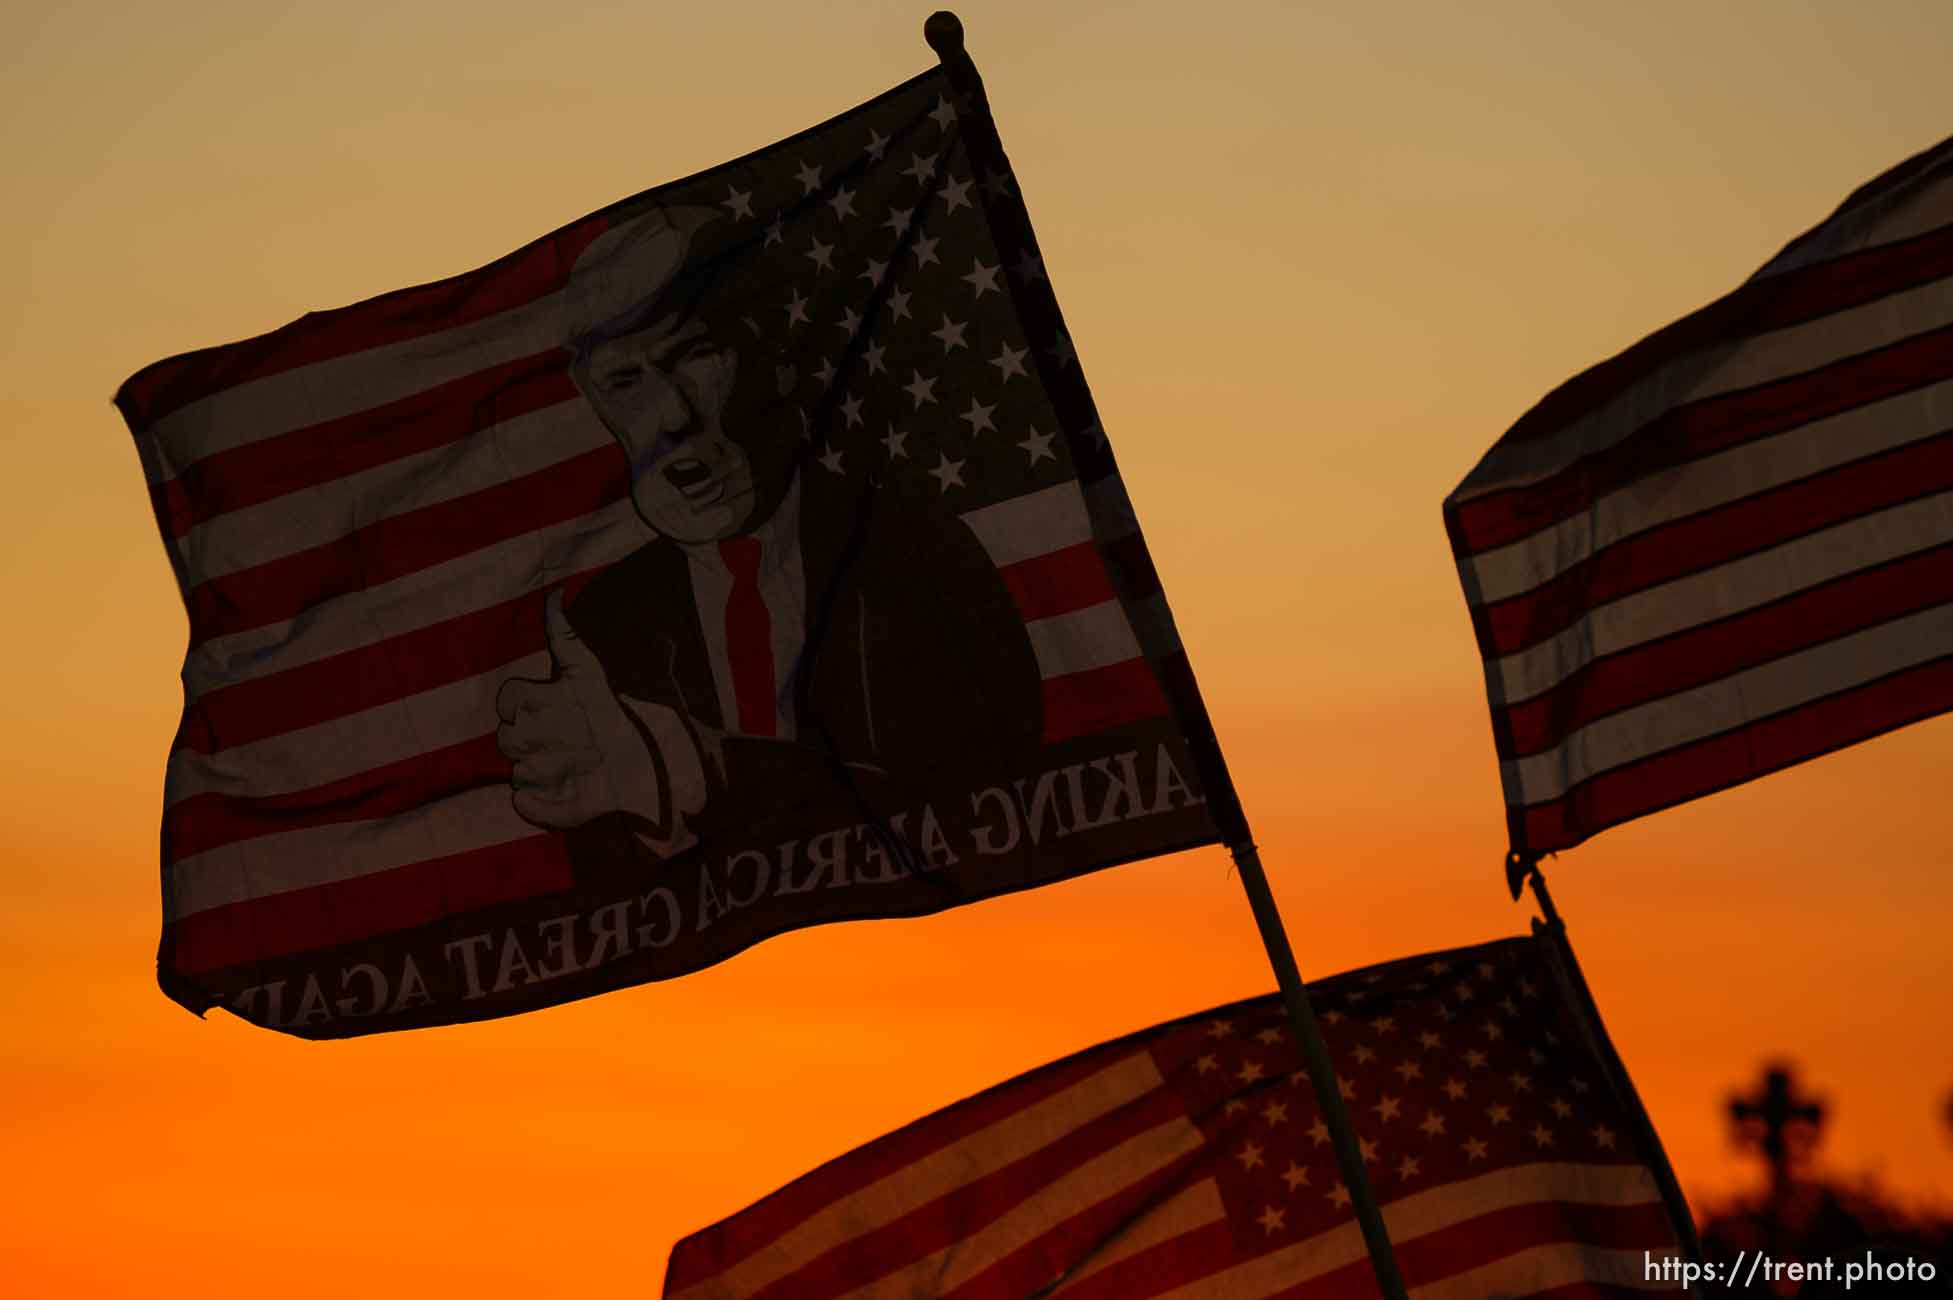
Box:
[1445,134,1953,858]
[116,65,1234,1033]
[663,934,1688,1298]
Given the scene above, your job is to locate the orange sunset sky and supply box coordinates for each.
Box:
[4,2,1951,1294]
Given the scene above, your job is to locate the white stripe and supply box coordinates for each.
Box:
[960,481,1094,566]
[668,1052,1167,1300]
[1489,489,1953,707]
[167,655,545,809]
[857,1116,1205,1299]
[168,785,541,918]
[1149,1162,1661,1300]
[1504,597,1953,806]
[1754,167,1953,280]
[1450,263,1953,503]
[1414,1244,1665,1300]
[1048,1180,1226,1292]
[184,502,643,699]
[142,289,569,480]
[1025,600,1145,679]
[1462,376,1953,607]
[180,399,605,581]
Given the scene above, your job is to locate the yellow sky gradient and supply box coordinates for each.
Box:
[4,2,1950,1293]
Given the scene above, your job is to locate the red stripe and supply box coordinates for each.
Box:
[151,351,574,539]
[116,214,607,432]
[942,1155,1207,1300]
[1477,426,1953,659]
[178,566,607,756]
[1452,322,1953,555]
[1041,658,1170,745]
[996,541,1118,621]
[185,443,627,645]
[1764,136,1953,273]
[168,832,572,975]
[1500,542,1953,758]
[745,1088,1189,1300]
[165,732,508,864]
[663,1046,1143,1293]
[1515,651,1953,854]
[1039,1218,1237,1300]
[1490,217,1953,452]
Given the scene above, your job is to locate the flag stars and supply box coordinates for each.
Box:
[859,258,888,287]
[795,159,822,194]
[1046,331,1077,367]
[1358,1137,1379,1164]
[806,238,835,272]
[1571,1078,1592,1095]
[865,128,889,161]
[932,315,968,353]
[1463,1050,1488,1071]
[1463,1137,1489,1162]
[929,95,958,130]
[814,358,836,389]
[1499,997,1519,1017]
[1262,1100,1289,1127]
[1338,1077,1355,1101]
[1550,1097,1573,1119]
[915,235,942,268]
[1530,1123,1554,1148]
[1442,1078,1467,1101]
[722,184,753,219]
[904,370,937,407]
[1223,1099,1247,1118]
[1328,1183,1352,1209]
[1320,1010,1344,1026]
[1256,1027,1284,1046]
[883,206,914,237]
[1508,1073,1532,1093]
[1236,1141,1264,1171]
[1419,1112,1446,1138]
[904,152,937,184]
[1452,982,1475,1002]
[956,394,992,435]
[862,341,887,375]
[764,216,784,247]
[1194,1053,1218,1075]
[1394,1061,1423,1084]
[1207,1020,1234,1038]
[817,443,845,475]
[942,175,974,212]
[839,394,864,428]
[1418,1032,1441,1050]
[1370,1016,1397,1035]
[1257,1205,1286,1236]
[881,428,909,460]
[1487,1104,1512,1127]
[963,258,1001,297]
[1428,961,1452,976]
[1281,1161,1310,1191]
[784,290,810,327]
[1373,1095,1402,1123]
[837,307,862,338]
[1352,1045,1376,1065]
[1237,1060,1265,1086]
[1592,1125,1617,1150]
[983,171,1012,199]
[1019,427,1055,465]
[826,188,856,221]
[927,453,965,492]
[887,288,914,322]
[1483,1023,1504,1043]
[991,342,1029,381]
[1396,1155,1421,1181]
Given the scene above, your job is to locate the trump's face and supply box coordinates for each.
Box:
[577,314,757,544]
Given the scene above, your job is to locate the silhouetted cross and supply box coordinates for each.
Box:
[1729,1064,1824,1199]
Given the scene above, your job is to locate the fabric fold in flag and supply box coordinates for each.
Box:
[663,934,1691,1299]
[1444,133,1953,858]
[119,65,1242,1037]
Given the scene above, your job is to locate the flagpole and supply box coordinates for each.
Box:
[922,14,1408,1298]
[1523,860,1707,1278]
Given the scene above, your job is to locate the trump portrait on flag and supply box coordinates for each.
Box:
[497,205,1044,871]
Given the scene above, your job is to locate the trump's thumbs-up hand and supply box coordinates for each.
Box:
[496,589,706,846]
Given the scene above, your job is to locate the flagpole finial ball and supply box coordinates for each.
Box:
[924,11,965,58]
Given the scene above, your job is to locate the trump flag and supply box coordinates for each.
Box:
[118,64,1240,1036]
[1446,134,1953,860]
[663,934,1692,1298]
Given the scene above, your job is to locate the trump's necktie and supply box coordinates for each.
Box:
[718,536,776,737]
